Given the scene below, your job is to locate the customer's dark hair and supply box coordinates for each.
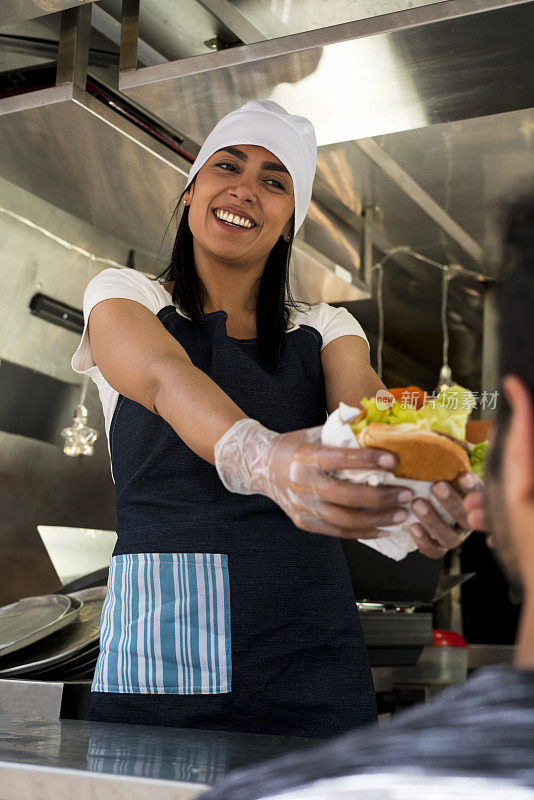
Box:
[486,193,534,479]
[152,176,310,372]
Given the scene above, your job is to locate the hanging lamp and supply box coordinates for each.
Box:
[61,376,99,456]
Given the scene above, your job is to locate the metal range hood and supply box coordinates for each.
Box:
[0,75,370,300]
[119,0,534,149]
[0,5,370,301]
[114,0,534,279]
[0,1,99,26]
[0,80,192,257]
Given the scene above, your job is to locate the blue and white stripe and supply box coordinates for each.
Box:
[87,723,229,783]
[92,553,231,694]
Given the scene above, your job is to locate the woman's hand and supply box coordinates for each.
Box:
[214,418,488,549]
[262,425,420,539]
[214,419,415,539]
[408,471,486,559]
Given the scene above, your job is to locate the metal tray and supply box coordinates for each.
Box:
[50,595,82,630]
[0,594,72,657]
[61,652,99,673]
[41,653,100,680]
[0,587,105,677]
[54,567,108,595]
[32,643,100,678]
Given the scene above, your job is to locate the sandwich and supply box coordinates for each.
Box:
[347,385,490,483]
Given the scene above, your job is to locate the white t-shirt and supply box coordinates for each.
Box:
[71,268,369,475]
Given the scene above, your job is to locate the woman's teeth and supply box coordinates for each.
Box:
[214,209,255,228]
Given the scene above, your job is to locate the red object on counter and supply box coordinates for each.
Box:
[433,629,469,648]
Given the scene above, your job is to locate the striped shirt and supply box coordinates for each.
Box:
[203,665,534,799]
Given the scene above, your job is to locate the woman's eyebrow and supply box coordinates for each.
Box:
[216,146,290,176]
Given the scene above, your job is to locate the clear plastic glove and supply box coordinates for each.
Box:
[213,418,415,539]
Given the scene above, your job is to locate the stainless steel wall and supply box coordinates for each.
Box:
[0,175,156,604]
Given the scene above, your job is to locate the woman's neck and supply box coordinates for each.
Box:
[162,280,256,322]
[192,241,264,316]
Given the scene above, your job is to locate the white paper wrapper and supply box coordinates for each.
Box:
[321,401,456,561]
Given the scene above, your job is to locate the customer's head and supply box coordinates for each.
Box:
[485,194,534,594]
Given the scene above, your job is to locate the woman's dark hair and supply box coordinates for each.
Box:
[152,175,311,372]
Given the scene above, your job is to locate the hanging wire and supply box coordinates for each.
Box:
[370,247,415,380]
[396,248,491,282]
[79,375,90,407]
[0,206,130,269]
[441,264,450,368]
[370,246,491,379]
[376,264,384,379]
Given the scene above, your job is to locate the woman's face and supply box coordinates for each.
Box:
[183,144,295,264]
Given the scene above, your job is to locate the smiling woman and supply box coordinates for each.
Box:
[154,138,303,372]
[189,144,294,250]
[73,99,477,740]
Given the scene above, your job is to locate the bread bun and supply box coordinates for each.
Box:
[358,423,471,481]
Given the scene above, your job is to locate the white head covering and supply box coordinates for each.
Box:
[184,99,317,235]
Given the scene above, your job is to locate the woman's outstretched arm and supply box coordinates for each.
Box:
[321,334,385,414]
[87,296,416,540]
[88,298,248,465]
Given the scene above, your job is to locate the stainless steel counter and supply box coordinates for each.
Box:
[0,709,316,800]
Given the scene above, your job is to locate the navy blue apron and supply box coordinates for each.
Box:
[87,305,377,736]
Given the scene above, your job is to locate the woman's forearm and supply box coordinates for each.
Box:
[152,354,249,465]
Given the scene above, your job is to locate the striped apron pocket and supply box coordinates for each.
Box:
[92,553,231,694]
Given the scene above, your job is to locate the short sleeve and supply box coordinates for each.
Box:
[316,302,369,351]
[71,267,166,376]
